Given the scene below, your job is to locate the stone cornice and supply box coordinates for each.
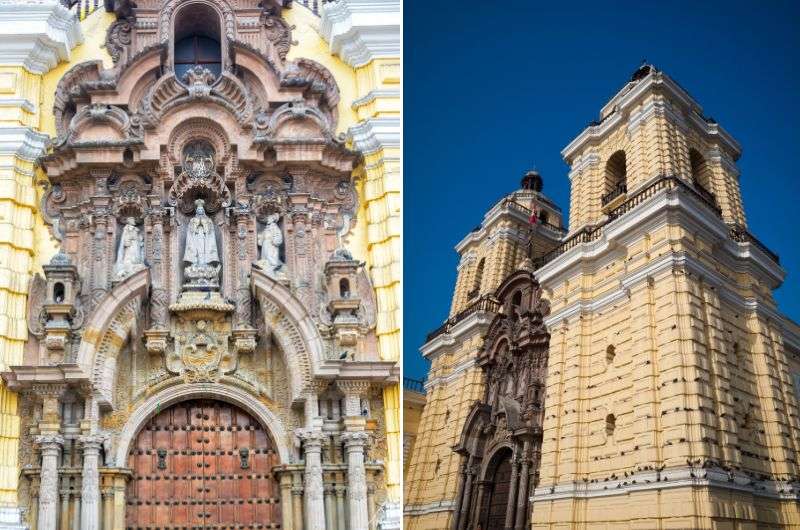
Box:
[0,1,83,75]
[403,499,456,517]
[536,183,785,291]
[420,309,493,361]
[320,0,400,68]
[532,465,800,502]
[0,126,50,161]
[562,69,741,162]
[347,116,400,155]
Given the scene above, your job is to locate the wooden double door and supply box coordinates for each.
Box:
[126,399,281,529]
[484,452,512,530]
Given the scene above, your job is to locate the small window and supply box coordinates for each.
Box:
[339,278,350,299]
[606,414,616,437]
[53,282,65,304]
[175,35,222,79]
[538,210,549,225]
[511,290,522,307]
[606,344,616,363]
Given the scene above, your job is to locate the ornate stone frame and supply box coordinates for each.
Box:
[115,383,290,466]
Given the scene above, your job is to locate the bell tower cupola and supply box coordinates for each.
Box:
[563,64,746,232]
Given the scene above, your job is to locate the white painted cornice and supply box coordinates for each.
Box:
[420,310,493,361]
[532,465,800,502]
[562,69,741,162]
[320,0,400,68]
[0,126,50,161]
[536,183,785,291]
[347,116,399,155]
[403,499,456,517]
[0,1,83,74]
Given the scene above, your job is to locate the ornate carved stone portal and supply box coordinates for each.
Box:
[452,267,550,530]
[3,1,397,529]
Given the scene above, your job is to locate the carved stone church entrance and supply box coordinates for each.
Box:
[126,399,280,529]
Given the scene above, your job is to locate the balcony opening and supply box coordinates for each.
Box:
[174,4,222,81]
[602,150,627,206]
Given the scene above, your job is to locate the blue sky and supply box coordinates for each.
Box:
[403,1,800,381]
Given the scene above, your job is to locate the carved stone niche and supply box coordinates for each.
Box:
[324,251,363,348]
[40,253,82,365]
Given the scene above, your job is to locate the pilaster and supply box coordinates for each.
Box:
[0,0,83,515]
[34,434,64,530]
[78,435,104,530]
[297,429,327,530]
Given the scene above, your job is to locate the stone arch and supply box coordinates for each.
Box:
[75,268,149,408]
[251,268,325,402]
[479,443,515,483]
[115,382,291,466]
[167,116,232,166]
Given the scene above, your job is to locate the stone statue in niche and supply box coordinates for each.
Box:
[113,217,145,280]
[257,213,286,280]
[183,199,221,288]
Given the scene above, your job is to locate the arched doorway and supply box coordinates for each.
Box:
[484,448,513,530]
[126,399,280,528]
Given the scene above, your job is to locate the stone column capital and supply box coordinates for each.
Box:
[340,430,370,450]
[335,379,371,396]
[296,428,327,451]
[34,434,64,452]
[78,434,106,451]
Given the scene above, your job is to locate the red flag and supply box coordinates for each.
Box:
[529,208,538,225]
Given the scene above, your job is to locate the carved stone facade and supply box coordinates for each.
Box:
[452,268,549,530]
[2,1,397,528]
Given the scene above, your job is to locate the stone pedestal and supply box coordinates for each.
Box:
[34,434,64,530]
[341,431,370,530]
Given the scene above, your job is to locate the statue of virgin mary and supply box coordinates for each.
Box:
[184,199,219,269]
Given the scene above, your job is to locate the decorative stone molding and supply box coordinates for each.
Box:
[115,383,291,465]
[0,126,49,161]
[320,0,400,68]
[0,1,83,74]
[347,117,400,155]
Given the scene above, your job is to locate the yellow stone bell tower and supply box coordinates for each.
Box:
[403,172,566,529]
[405,65,800,530]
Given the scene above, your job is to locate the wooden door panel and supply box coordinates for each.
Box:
[127,399,280,529]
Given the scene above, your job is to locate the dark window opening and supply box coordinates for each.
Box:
[175,35,222,80]
[339,278,351,299]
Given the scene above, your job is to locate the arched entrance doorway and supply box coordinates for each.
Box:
[126,399,280,528]
[484,448,513,530]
